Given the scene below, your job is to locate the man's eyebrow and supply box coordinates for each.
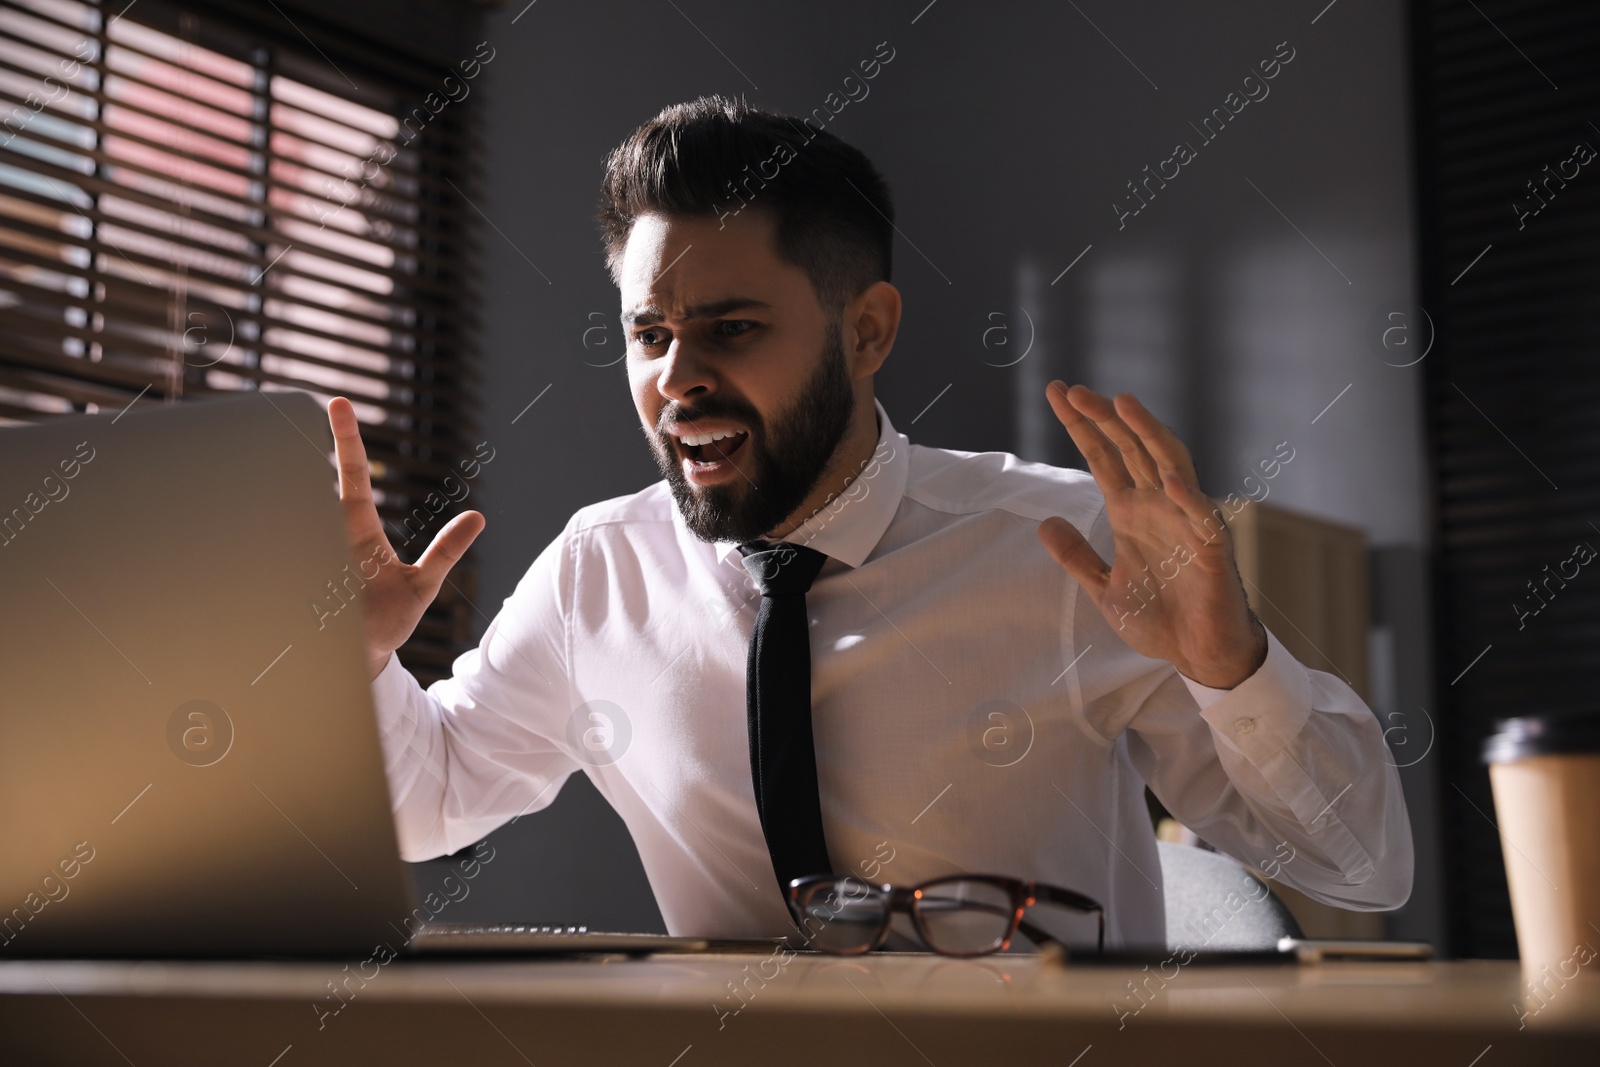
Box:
[623,298,774,327]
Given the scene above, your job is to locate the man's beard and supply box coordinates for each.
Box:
[648,322,855,544]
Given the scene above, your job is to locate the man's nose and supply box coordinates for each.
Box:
[657,339,715,403]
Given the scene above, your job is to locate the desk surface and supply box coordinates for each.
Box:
[2,954,1595,1066]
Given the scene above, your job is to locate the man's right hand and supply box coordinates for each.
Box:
[329,397,486,681]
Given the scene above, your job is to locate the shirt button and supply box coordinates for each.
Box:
[1233,717,1256,736]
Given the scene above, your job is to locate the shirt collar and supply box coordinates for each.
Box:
[705,397,908,570]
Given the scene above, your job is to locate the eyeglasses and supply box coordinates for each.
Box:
[786,873,1105,958]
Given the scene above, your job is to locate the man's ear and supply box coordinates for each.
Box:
[843,281,901,380]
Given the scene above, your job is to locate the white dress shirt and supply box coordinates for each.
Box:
[372,399,1413,948]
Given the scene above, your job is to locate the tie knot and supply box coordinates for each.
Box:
[738,541,827,596]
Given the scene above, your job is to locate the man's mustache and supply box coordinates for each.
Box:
[656,399,765,437]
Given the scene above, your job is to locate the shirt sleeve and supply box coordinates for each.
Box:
[370,521,580,861]
[1074,510,1414,912]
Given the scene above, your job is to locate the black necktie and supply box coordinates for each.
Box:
[738,541,833,900]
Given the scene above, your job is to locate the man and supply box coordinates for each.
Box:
[331,96,1411,949]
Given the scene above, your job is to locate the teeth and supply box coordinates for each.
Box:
[677,429,742,447]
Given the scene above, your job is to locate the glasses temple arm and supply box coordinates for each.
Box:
[1026,884,1107,954]
[1016,913,1105,955]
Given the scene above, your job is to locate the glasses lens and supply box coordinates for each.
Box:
[794,877,886,954]
[913,878,1016,955]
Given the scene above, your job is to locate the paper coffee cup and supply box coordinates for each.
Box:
[1483,713,1600,982]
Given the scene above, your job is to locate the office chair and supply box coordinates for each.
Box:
[1156,841,1305,950]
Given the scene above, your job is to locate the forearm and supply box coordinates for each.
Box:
[370,653,468,860]
[1139,631,1415,909]
[370,649,573,860]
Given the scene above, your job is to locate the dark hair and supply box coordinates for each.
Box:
[597,95,894,313]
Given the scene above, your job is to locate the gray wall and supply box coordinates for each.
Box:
[411,0,1443,947]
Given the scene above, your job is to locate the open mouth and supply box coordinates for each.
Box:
[677,429,749,468]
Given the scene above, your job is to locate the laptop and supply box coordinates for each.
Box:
[0,391,708,959]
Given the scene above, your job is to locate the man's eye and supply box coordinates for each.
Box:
[716,320,755,337]
[635,329,666,347]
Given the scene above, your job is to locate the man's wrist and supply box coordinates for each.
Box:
[1178,618,1269,690]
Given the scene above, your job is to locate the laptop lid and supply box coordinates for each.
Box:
[0,391,416,957]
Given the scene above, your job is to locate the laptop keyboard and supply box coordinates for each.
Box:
[421,923,588,937]
[407,923,713,955]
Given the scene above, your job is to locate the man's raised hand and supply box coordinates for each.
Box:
[1036,382,1266,689]
[328,397,486,680]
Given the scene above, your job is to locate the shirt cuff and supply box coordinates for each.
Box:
[369,651,416,753]
[1183,630,1314,760]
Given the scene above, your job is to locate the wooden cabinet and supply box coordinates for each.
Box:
[1230,500,1371,704]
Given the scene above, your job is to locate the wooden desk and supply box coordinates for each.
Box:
[1,954,1595,1065]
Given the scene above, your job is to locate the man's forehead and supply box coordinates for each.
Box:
[619,208,790,275]
[617,212,806,323]
[623,296,775,327]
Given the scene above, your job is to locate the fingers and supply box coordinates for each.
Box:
[328,397,374,505]
[414,510,486,596]
[1162,472,1230,548]
[1063,385,1162,489]
[1047,383,1204,495]
[1114,393,1199,485]
[1038,516,1110,596]
[1047,381,1133,491]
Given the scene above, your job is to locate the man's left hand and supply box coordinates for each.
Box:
[1037,381,1267,689]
